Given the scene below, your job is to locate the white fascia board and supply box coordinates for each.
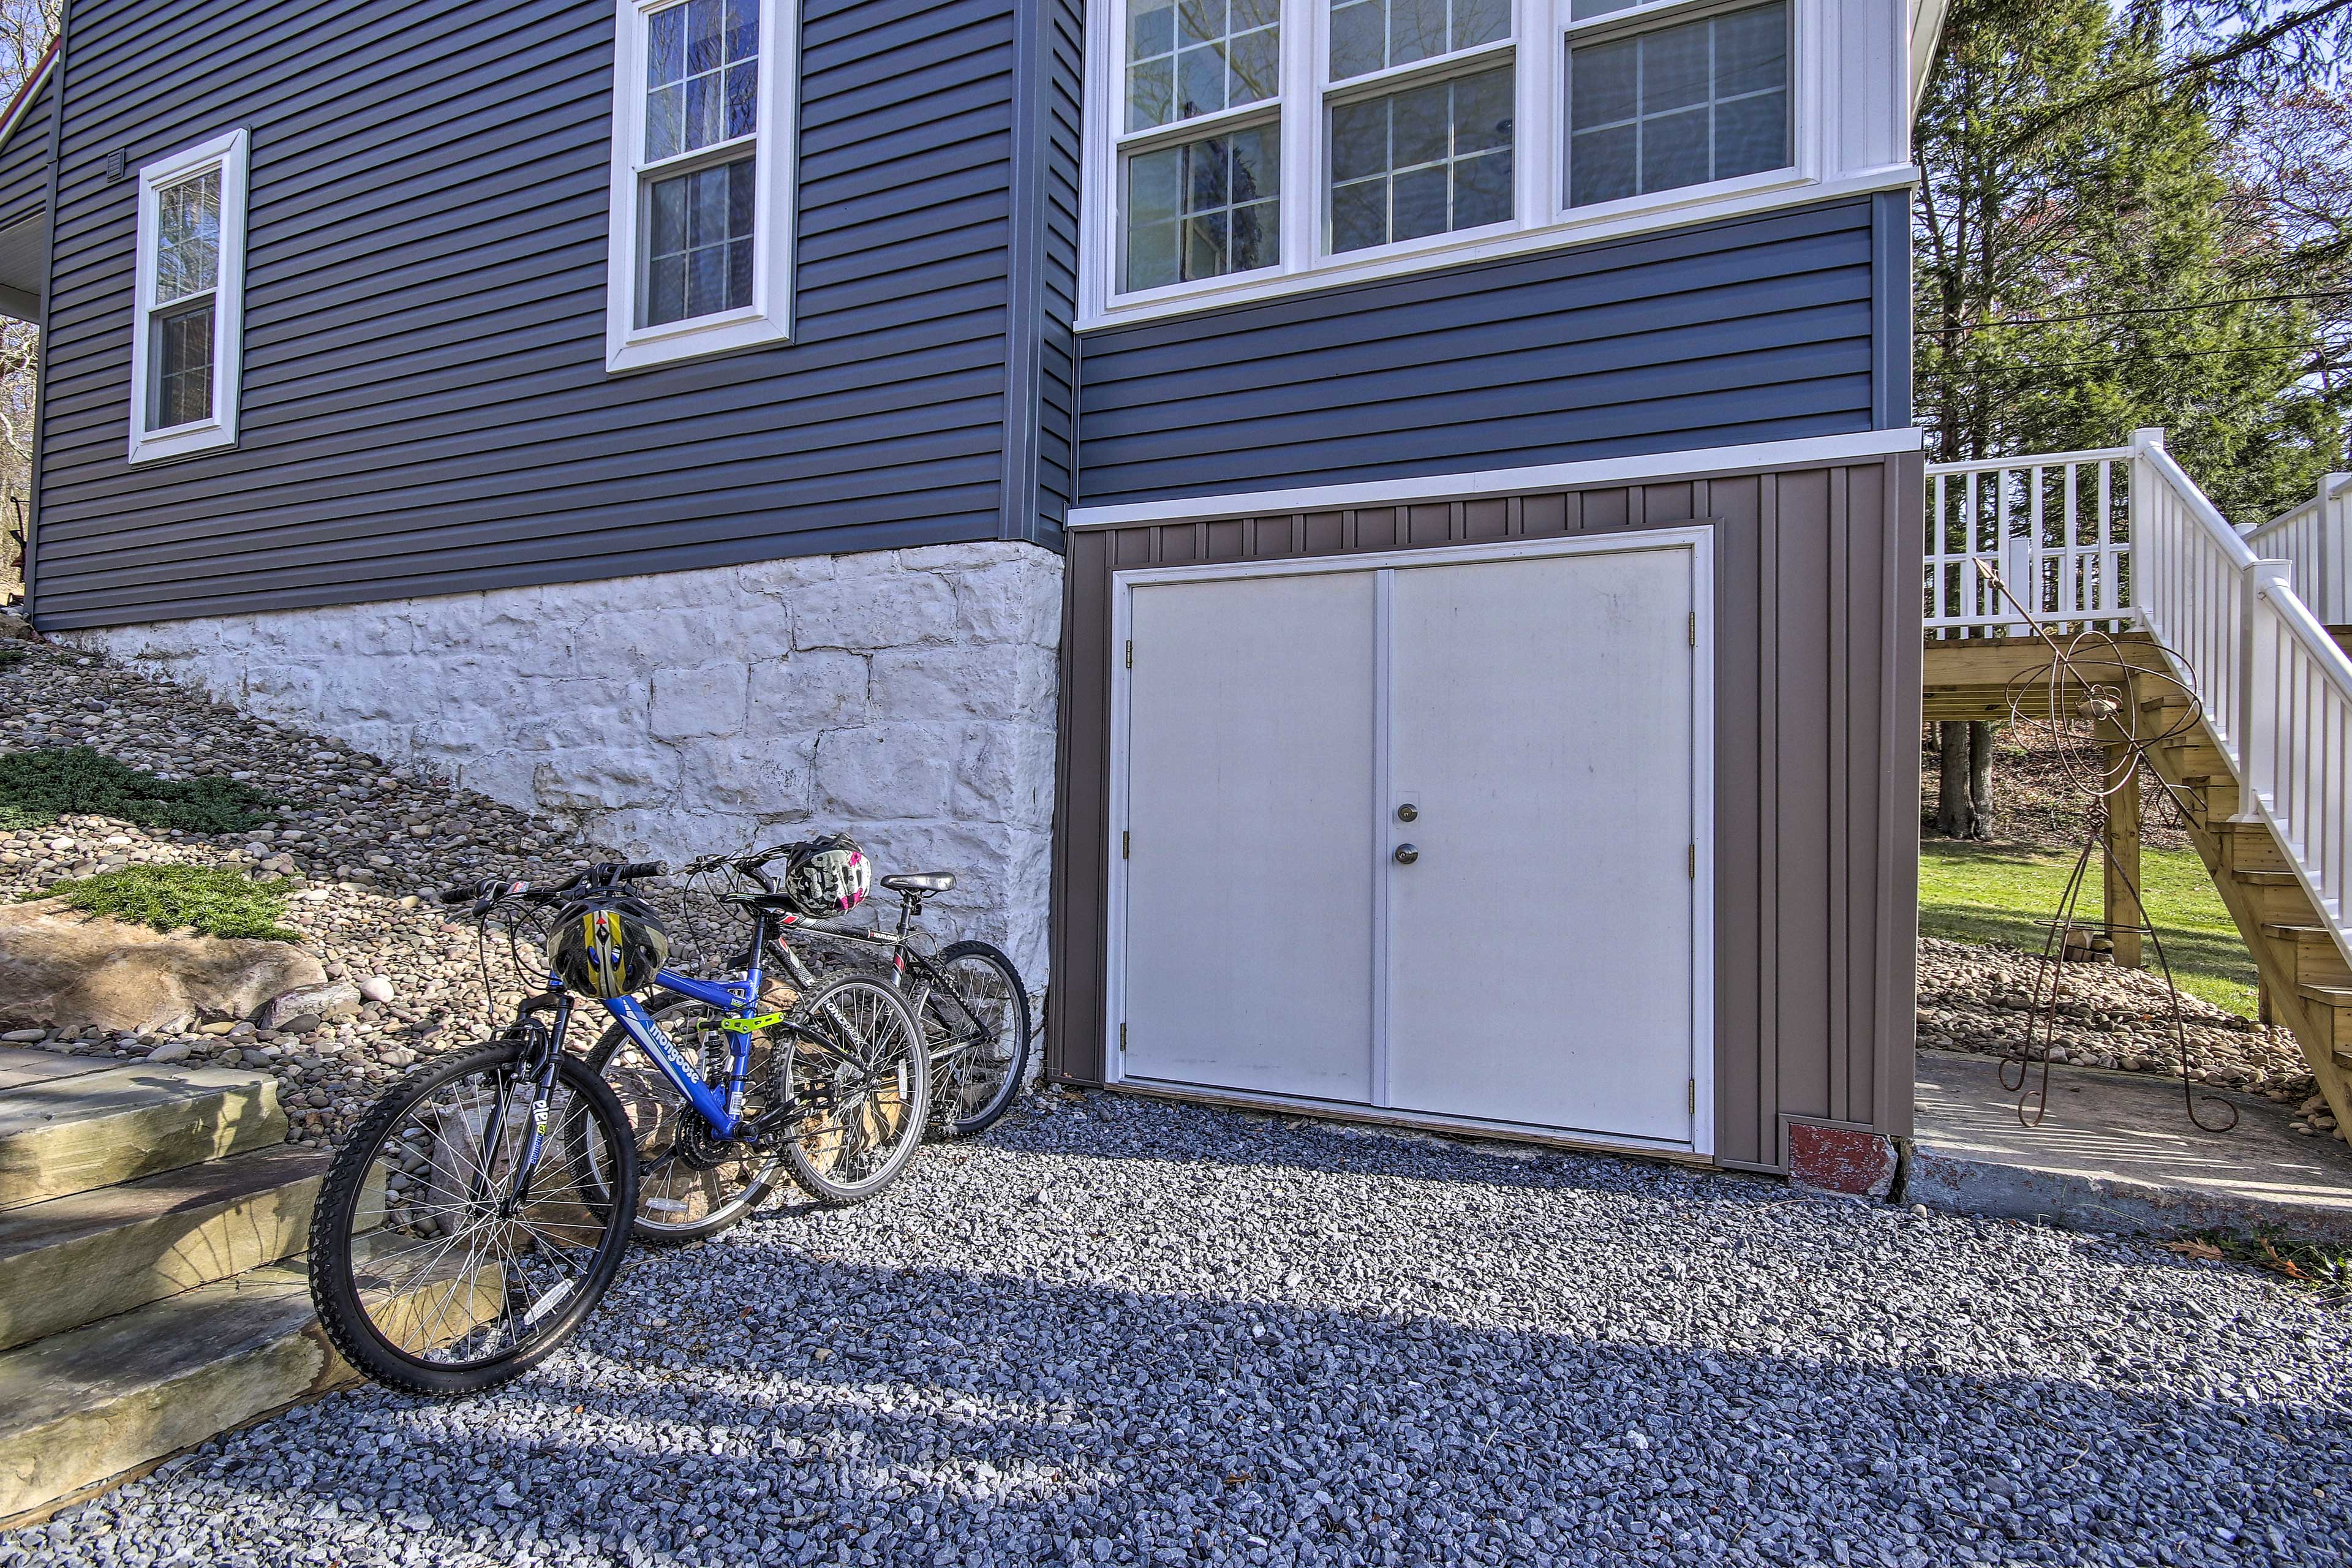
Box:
[1065,427,1928,530]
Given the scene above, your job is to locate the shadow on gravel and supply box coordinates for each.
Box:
[86,1243,2352,1568]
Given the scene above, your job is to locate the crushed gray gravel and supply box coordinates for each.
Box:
[10,1092,2351,1568]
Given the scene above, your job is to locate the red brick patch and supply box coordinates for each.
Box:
[1788,1123,1898,1197]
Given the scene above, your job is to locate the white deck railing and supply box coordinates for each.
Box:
[1924,447,2134,637]
[1927,429,2352,949]
[2244,472,2352,626]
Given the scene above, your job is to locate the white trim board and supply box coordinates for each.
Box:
[0,42,56,156]
[1104,527,1717,1158]
[1066,426,1926,530]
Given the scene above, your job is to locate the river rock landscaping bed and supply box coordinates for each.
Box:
[0,643,615,1142]
[1916,937,2323,1117]
[7,1091,2352,1568]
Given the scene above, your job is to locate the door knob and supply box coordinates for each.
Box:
[1393,843,1419,865]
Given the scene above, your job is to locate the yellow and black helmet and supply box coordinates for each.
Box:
[545,893,670,999]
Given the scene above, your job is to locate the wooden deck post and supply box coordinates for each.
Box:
[2104,741,2144,968]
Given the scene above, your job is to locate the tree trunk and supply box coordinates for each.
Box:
[1933,721,1978,837]
[1967,721,1996,839]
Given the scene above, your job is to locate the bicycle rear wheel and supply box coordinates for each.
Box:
[778,973,930,1204]
[587,992,785,1245]
[922,940,1031,1139]
[308,1042,637,1396]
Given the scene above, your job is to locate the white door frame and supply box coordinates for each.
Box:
[1105,526,1717,1158]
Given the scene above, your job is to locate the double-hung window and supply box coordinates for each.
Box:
[128,130,249,464]
[605,0,797,372]
[1092,0,1800,315]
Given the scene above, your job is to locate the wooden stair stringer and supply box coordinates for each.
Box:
[2135,707,2352,1138]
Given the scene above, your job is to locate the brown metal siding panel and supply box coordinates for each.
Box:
[1047,451,1923,1172]
[1047,524,1114,1083]
[1706,470,1765,1166]
[1874,454,1924,1137]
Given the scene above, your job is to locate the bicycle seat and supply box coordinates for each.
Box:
[883,872,955,893]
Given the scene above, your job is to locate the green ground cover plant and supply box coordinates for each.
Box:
[0,647,29,670]
[1919,839,2260,1016]
[0,745,276,834]
[28,864,304,943]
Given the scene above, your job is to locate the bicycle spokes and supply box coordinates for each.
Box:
[792,987,919,1186]
[347,1063,623,1368]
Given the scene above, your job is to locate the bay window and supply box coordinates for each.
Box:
[605,0,797,372]
[129,131,248,465]
[1089,0,1809,316]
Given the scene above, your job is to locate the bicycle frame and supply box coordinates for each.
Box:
[774,903,995,1061]
[603,965,765,1139]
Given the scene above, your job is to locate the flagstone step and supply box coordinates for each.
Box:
[0,1064,284,1211]
[0,1047,116,1093]
[0,1260,349,1527]
[0,1144,329,1352]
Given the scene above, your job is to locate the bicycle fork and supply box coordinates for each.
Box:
[472,1000,571,1216]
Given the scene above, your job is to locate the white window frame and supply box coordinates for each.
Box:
[604,0,799,374]
[1082,0,1913,326]
[127,129,249,466]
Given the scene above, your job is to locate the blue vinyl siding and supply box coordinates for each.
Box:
[1074,197,1888,505]
[31,0,1036,630]
[0,69,53,232]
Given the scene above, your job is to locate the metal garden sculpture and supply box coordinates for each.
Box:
[1975,560,2240,1133]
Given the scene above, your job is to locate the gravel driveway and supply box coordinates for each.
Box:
[10,1093,2352,1568]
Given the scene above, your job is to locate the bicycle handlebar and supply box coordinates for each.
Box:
[435,861,670,913]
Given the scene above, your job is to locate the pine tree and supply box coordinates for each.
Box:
[1913,0,2346,837]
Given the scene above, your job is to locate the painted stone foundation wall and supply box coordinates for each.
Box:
[68,543,1063,981]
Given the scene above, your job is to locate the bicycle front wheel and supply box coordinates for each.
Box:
[587,991,785,1245]
[779,973,930,1204]
[923,940,1031,1139]
[308,1043,638,1396]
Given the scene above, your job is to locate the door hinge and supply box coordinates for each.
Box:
[1121,830,1130,859]
[1687,611,1697,647]
[1125,639,1133,669]
[1687,843,1695,878]
[1119,1022,1128,1052]
[1687,1078,1696,1113]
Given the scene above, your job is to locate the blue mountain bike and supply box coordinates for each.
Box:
[308,861,929,1395]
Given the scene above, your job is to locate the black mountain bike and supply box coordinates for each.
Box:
[673,845,1032,1140]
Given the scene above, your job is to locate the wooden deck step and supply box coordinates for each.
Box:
[0,1144,328,1353]
[0,1065,285,1212]
[2264,924,2352,989]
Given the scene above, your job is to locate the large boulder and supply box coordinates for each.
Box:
[0,899,326,1033]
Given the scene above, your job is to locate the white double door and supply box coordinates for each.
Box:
[1115,533,1708,1150]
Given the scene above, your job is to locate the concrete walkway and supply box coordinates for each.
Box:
[1910,1048,2352,1242]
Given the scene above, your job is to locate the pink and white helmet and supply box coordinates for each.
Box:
[784,834,870,917]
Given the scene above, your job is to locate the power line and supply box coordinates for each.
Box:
[1927,339,2342,375]
[1916,287,2352,336]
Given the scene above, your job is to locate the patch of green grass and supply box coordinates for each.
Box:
[0,647,28,670]
[1919,839,2260,1017]
[29,864,305,943]
[0,745,277,835]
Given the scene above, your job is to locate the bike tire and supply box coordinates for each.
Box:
[308,1042,638,1397]
[923,940,1032,1139]
[778,972,930,1205]
[586,992,785,1245]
